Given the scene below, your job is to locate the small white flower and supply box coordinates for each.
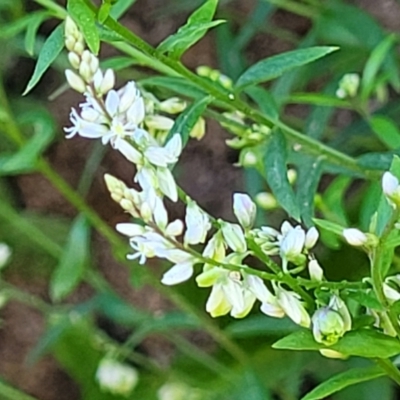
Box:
[276,287,310,327]
[383,283,400,303]
[233,193,256,230]
[279,225,306,270]
[96,358,138,396]
[184,199,211,245]
[220,221,247,253]
[336,73,360,99]
[342,228,368,246]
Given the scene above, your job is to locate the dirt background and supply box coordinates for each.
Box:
[2,0,400,399]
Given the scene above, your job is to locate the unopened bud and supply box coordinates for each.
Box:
[100,69,115,94]
[96,358,138,396]
[220,220,247,253]
[145,115,174,131]
[308,259,323,281]
[159,97,187,114]
[233,193,256,230]
[312,307,346,346]
[305,227,319,249]
[0,243,11,270]
[255,192,278,210]
[342,228,368,246]
[65,69,86,93]
[336,73,360,99]
[382,171,400,208]
[68,52,81,69]
[189,117,206,140]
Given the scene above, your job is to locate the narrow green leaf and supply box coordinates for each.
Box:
[24,12,48,56]
[301,367,384,400]
[369,115,400,150]
[0,13,42,40]
[50,215,90,301]
[0,109,55,175]
[23,23,64,95]
[263,130,300,220]
[235,46,339,90]
[67,0,100,54]
[273,329,400,358]
[101,55,136,70]
[166,95,213,146]
[361,34,397,101]
[296,156,323,227]
[97,2,111,23]
[157,0,224,58]
[110,0,137,19]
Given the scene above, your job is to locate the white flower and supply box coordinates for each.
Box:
[382,171,400,208]
[383,283,400,303]
[276,287,310,327]
[116,223,146,238]
[233,193,256,230]
[342,228,368,246]
[184,199,211,245]
[96,358,138,396]
[312,307,346,346]
[279,224,306,271]
[336,73,360,99]
[220,221,247,253]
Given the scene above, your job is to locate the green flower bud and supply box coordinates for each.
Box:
[312,307,346,346]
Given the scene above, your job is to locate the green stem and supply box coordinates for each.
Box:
[375,358,400,386]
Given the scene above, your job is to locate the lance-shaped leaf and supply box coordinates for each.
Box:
[235,46,338,90]
[273,329,400,358]
[157,0,225,58]
[301,367,385,400]
[0,109,55,175]
[263,130,300,220]
[50,215,90,302]
[67,0,99,54]
[23,23,64,95]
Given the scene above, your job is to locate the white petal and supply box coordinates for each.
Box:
[105,90,120,117]
[161,262,194,285]
[116,223,145,237]
[157,167,178,202]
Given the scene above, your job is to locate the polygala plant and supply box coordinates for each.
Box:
[3,0,400,398]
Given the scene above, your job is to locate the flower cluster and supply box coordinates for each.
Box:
[63,16,359,351]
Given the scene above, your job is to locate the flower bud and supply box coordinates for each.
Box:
[336,73,360,99]
[73,40,85,55]
[159,97,187,114]
[277,287,310,327]
[220,220,247,253]
[382,171,400,208]
[287,168,297,185]
[96,358,138,396]
[255,192,278,210]
[65,69,86,93]
[100,69,115,94]
[145,115,174,131]
[233,193,256,230]
[319,349,348,359]
[308,259,323,281]
[189,117,206,141]
[240,150,258,167]
[65,16,79,40]
[305,227,319,249]
[342,228,368,246]
[79,61,93,83]
[312,307,346,346]
[68,52,81,69]
[184,199,211,245]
